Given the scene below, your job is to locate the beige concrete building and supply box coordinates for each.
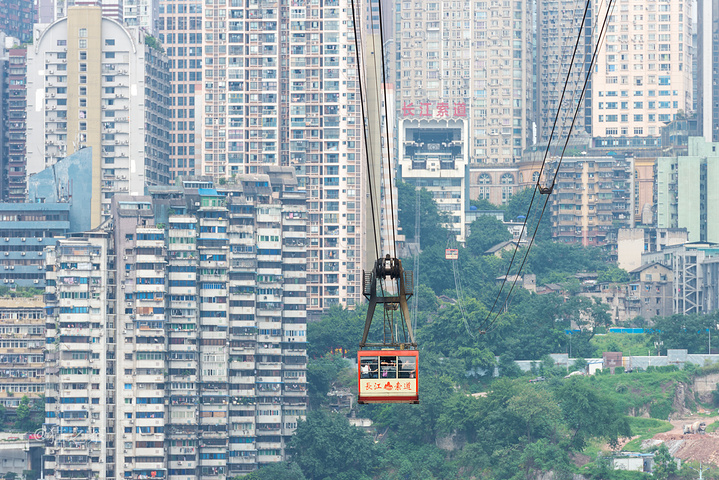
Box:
[549,155,632,246]
[592,0,693,138]
[0,296,45,407]
[26,6,171,228]
[394,0,534,168]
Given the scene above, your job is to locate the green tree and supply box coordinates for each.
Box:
[469,198,500,211]
[289,410,379,480]
[498,353,523,378]
[237,462,307,480]
[307,305,366,358]
[505,384,563,444]
[516,439,572,480]
[503,187,534,222]
[652,443,677,480]
[396,180,450,249]
[14,396,36,433]
[597,265,631,284]
[650,313,719,354]
[371,374,455,444]
[414,284,440,315]
[466,215,512,257]
[377,440,458,480]
[306,354,350,408]
[525,242,608,279]
[503,188,552,243]
[555,378,631,450]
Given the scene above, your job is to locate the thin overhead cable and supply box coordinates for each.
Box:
[349,0,381,260]
[482,0,618,334]
[376,0,398,259]
[480,0,593,330]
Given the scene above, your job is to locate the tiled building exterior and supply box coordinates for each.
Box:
[592,0,693,138]
[394,0,534,166]
[44,170,307,480]
[2,47,28,202]
[548,155,632,245]
[0,0,34,43]
[26,6,171,228]
[0,296,46,407]
[536,0,593,144]
[158,0,364,310]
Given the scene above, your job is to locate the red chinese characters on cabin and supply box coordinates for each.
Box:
[401,101,467,117]
[363,381,414,391]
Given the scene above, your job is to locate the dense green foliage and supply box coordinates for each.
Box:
[650,312,719,354]
[0,287,43,298]
[466,215,512,256]
[14,396,44,433]
[286,183,719,479]
[289,410,381,480]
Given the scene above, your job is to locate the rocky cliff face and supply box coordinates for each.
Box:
[693,373,719,405]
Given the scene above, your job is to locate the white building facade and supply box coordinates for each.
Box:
[26,6,171,228]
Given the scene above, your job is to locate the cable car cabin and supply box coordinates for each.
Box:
[357,350,418,404]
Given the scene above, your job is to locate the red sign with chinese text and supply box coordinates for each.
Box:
[401,101,467,118]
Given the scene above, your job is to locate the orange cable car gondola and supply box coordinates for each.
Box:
[358,349,418,404]
[357,255,419,404]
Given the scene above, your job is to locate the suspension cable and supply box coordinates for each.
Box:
[479,0,592,330]
[482,0,618,333]
[349,0,381,261]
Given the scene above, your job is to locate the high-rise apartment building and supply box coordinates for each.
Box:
[394,0,534,166]
[44,170,307,480]
[548,155,632,245]
[592,0,692,138]
[44,232,113,480]
[123,0,161,34]
[2,46,28,202]
[0,296,46,408]
[536,0,592,144]
[656,137,719,243]
[0,203,72,288]
[0,0,34,43]
[40,0,124,23]
[26,6,171,229]
[158,0,363,310]
[158,0,202,178]
[697,0,719,142]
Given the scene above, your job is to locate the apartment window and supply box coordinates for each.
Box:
[79,28,87,37]
[79,39,87,48]
[106,39,115,46]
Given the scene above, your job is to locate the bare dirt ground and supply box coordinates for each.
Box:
[644,414,719,465]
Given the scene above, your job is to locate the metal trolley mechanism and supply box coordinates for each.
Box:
[357,254,419,404]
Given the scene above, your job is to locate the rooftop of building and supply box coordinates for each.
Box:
[0,293,44,309]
